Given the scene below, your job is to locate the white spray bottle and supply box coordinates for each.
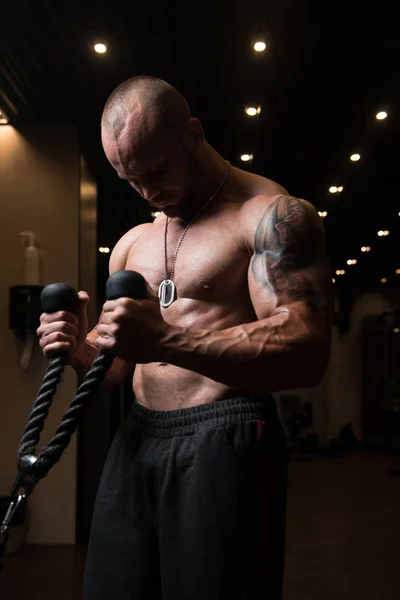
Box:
[19,231,43,370]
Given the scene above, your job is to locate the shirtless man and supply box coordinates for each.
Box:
[38,76,333,599]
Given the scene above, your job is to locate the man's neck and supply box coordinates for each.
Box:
[180,144,230,223]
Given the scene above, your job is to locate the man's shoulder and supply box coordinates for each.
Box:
[240,193,323,254]
[117,221,154,248]
[258,177,289,198]
[109,222,154,273]
[240,191,287,223]
[241,168,289,197]
[238,192,281,254]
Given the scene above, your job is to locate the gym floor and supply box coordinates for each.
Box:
[2,450,400,600]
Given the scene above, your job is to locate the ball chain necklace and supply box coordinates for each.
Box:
[158,160,231,308]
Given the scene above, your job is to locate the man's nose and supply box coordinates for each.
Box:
[132,180,150,200]
[142,188,155,202]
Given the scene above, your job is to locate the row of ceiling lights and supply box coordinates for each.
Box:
[91,39,268,168]
[325,116,386,190]
[327,114,387,195]
[93,40,269,56]
[326,222,396,269]
[240,111,388,167]
[332,227,399,284]
[239,105,262,162]
[319,113,388,206]
[316,102,394,286]
[240,115,390,200]
[330,111,395,285]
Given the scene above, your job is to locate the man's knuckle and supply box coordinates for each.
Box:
[114,308,125,321]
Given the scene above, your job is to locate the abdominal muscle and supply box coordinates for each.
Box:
[133,363,252,411]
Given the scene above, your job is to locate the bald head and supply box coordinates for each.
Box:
[101,76,192,144]
[101,77,206,210]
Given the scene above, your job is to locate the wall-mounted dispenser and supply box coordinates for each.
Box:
[9,232,44,370]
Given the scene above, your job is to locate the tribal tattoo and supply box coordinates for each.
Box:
[251,196,328,312]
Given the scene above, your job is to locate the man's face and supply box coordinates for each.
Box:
[102,123,199,217]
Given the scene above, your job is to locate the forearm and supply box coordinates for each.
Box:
[159,310,328,393]
[70,339,133,390]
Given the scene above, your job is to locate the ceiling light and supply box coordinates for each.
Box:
[94,43,107,54]
[318,211,328,218]
[380,278,388,284]
[246,107,257,116]
[376,111,387,120]
[337,186,344,192]
[240,153,253,162]
[99,246,110,253]
[350,153,361,162]
[332,278,335,283]
[361,246,371,252]
[336,270,345,275]
[377,230,390,237]
[254,41,267,52]
[245,106,261,116]
[151,211,161,218]
[347,259,357,265]
[394,328,400,334]
[329,186,338,194]
[396,269,400,275]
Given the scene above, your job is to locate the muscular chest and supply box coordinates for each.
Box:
[126,215,251,305]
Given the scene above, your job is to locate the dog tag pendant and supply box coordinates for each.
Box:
[158,279,176,308]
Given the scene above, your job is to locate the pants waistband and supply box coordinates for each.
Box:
[125,394,277,438]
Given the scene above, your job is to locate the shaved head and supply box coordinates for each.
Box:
[101,76,206,218]
[101,76,191,145]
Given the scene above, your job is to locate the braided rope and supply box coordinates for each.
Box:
[18,353,68,457]
[2,352,114,569]
[31,353,114,480]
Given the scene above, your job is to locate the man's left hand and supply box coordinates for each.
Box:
[95,297,168,364]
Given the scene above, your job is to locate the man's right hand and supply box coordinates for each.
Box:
[37,291,90,364]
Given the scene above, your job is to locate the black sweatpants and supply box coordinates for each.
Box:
[82,395,288,600]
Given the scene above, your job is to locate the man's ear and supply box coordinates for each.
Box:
[182,118,205,153]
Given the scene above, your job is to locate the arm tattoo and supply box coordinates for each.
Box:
[251,196,328,312]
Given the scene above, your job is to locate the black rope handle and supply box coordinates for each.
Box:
[1,270,147,570]
[17,270,148,481]
[31,352,114,479]
[18,353,69,458]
